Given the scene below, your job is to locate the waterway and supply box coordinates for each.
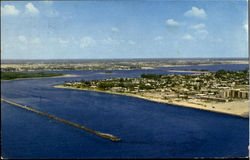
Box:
[1,64,249,158]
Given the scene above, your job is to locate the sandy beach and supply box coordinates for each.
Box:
[59,74,79,78]
[54,85,249,118]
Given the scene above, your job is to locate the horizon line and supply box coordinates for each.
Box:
[1,57,249,61]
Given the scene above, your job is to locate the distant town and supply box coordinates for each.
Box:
[1,58,248,72]
[63,70,249,101]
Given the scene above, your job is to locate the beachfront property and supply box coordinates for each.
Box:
[220,89,249,99]
[63,70,249,104]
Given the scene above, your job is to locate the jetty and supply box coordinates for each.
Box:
[1,98,121,142]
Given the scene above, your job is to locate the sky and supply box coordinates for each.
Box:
[1,0,248,59]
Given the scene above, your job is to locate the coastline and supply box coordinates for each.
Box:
[1,74,78,82]
[197,61,249,65]
[152,62,248,70]
[159,61,249,67]
[54,85,249,118]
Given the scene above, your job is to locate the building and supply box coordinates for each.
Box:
[220,89,249,99]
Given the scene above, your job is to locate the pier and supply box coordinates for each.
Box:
[1,98,121,142]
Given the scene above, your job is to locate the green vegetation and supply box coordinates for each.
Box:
[104,71,113,74]
[215,69,249,85]
[1,72,64,80]
[141,74,162,79]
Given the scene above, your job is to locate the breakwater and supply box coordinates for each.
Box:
[1,98,121,142]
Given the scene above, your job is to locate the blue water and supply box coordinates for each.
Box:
[1,64,249,158]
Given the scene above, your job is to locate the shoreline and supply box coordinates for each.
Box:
[157,61,249,68]
[2,62,248,72]
[54,85,249,119]
[1,74,78,82]
[197,61,249,65]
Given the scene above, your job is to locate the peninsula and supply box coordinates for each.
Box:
[55,70,249,118]
[1,72,65,81]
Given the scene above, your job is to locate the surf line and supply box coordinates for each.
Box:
[1,98,121,142]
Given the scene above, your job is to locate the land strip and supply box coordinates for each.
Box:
[1,72,78,81]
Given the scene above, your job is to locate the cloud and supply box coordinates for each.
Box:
[102,37,119,45]
[184,7,207,19]
[59,38,69,44]
[80,37,95,48]
[17,36,41,49]
[243,24,248,33]
[3,35,43,54]
[182,34,194,40]
[25,3,39,15]
[18,35,27,42]
[1,4,20,16]
[195,29,208,39]
[166,19,179,26]
[154,36,164,41]
[190,23,206,29]
[128,40,136,45]
[111,27,119,32]
[31,37,41,44]
[70,37,79,45]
